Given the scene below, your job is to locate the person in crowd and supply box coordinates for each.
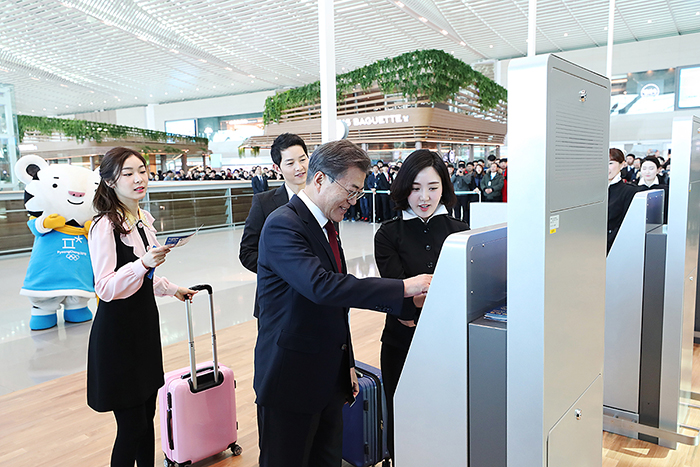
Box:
[86,147,196,467]
[254,140,432,467]
[252,166,269,193]
[376,164,392,221]
[637,155,669,223]
[499,158,508,202]
[480,161,504,202]
[450,161,471,222]
[607,148,639,253]
[447,163,455,177]
[466,161,475,174]
[470,162,484,204]
[620,153,635,181]
[365,165,379,222]
[622,155,640,183]
[374,149,468,460]
[239,133,309,289]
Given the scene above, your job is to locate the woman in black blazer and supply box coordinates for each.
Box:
[608,148,639,254]
[374,150,469,459]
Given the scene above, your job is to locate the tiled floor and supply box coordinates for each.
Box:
[0,220,382,396]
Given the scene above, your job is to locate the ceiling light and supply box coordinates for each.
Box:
[395,1,404,7]
[30,77,40,81]
[198,59,207,63]
[165,92,168,95]
[169,49,179,54]
[149,94,152,97]
[459,41,466,46]
[489,44,494,48]
[180,90,183,93]
[418,17,427,22]
[297,73,300,76]
[135,97,138,99]
[564,33,568,37]
[224,67,232,71]
[647,19,652,23]
[55,107,58,109]
[275,77,278,80]
[213,86,216,88]
[43,108,46,111]
[604,26,608,30]
[78,104,81,106]
[60,84,68,87]
[248,74,255,78]
[66,105,69,108]
[441,30,448,35]
[90,102,93,104]
[196,88,199,90]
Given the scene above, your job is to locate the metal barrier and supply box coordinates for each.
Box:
[0,180,281,255]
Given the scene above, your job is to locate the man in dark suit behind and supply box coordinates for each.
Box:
[255,140,432,467]
[251,166,270,193]
[239,133,309,284]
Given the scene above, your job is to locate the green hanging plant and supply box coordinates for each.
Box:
[17,115,209,146]
[263,49,507,125]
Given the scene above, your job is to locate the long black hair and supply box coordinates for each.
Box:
[390,150,457,211]
[93,147,148,235]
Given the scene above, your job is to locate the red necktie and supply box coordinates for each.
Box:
[324,221,343,272]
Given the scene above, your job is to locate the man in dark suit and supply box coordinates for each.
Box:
[251,166,269,193]
[254,140,432,467]
[239,133,309,286]
[376,164,392,221]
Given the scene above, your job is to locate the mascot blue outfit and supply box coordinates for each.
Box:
[15,155,100,330]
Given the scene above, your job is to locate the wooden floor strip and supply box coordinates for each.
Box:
[1,310,700,466]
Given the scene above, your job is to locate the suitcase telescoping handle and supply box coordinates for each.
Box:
[185,284,219,391]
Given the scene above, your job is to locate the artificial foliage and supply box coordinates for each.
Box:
[17,115,209,145]
[263,49,507,125]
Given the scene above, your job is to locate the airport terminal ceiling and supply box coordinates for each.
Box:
[0,0,698,117]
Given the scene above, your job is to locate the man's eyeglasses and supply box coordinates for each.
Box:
[326,174,365,201]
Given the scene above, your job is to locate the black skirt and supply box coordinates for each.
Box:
[87,226,164,412]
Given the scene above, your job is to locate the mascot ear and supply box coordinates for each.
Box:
[15,155,49,185]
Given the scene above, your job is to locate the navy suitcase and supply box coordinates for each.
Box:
[342,361,391,467]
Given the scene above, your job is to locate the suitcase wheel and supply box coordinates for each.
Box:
[163,456,191,467]
[229,442,243,456]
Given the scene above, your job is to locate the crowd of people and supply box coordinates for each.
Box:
[148,165,283,182]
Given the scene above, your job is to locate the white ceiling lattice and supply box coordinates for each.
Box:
[0,0,697,117]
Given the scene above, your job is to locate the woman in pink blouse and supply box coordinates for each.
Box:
[87,147,195,467]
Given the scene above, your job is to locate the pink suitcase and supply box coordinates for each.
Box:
[159,284,242,467]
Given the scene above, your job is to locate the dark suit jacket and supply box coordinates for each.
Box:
[254,195,406,413]
[251,175,269,194]
[240,185,290,318]
[240,185,289,274]
[480,172,504,201]
[376,173,391,191]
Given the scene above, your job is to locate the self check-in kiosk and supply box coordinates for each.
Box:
[393,54,609,467]
[603,116,700,448]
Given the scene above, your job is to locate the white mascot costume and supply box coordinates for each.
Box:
[15,155,100,330]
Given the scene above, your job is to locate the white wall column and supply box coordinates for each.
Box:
[319,0,337,143]
[606,0,616,78]
[146,103,157,131]
[528,0,537,57]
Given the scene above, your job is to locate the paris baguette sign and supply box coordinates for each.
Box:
[338,113,410,128]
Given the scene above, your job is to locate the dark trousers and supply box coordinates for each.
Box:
[258,379,346,467]
[377,194,391,222]
[452,195,470,223]
[380,342,409,461]
[111,391,157,467]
